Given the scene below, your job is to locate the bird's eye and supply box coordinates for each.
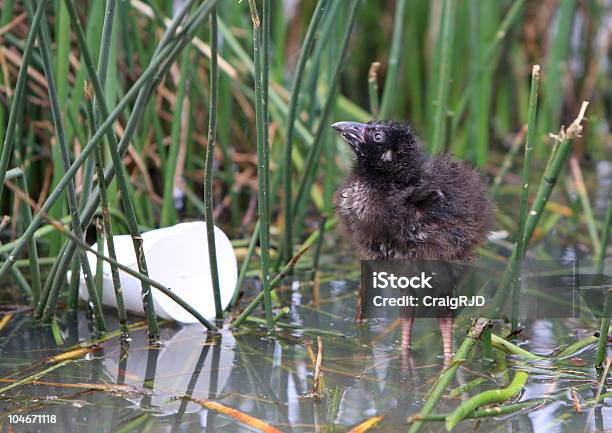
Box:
[373,132,384,143]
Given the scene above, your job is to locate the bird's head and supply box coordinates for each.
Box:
[332,120,424,179]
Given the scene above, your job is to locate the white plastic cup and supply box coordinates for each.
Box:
[76,221,237,324]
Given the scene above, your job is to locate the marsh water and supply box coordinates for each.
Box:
[1,274,611,433]
[0,160,611,432]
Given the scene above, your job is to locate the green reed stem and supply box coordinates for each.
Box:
[413,399,548,423]
[490,334,544,360]
[449,377,487,397]
[379,0,406,119]
[204,7,223,319]
[595,191,612,368]
[231,220,260,308]
[89,0,128,333]
[28,1,106,331]
[17,174,41,304]
[68,0,117,310]
[0,360,74,395]
[556,335,598,359]
[490,125,526,197]
[0,0,47,204]
[446,370,529,430]
[161,47,190,226]
[282,0,328,264]
[429,0,456,154]
[231,244,311,328]
[311,215,327,278]
[407,318,491,433]
[571,157,601,257]
[248,0,274,331]
[492,102,589,314]
[511,65,540,330]
[85,95,129,336]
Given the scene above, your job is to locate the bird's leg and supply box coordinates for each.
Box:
[400,316,414,350]
[400,337,416,382]
[438,317,454,365]
[355,281,366,322]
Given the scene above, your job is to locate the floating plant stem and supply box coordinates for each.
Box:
[0,360,74,395]
[511,65,540,331]
[0,0,47,204]
[449,377,487,397]
[445,370,529,430]
[429,0,456,154]
[204,6,223,319]
[182,396,284,433]
[556,335,598,359]
[282,0,328,264]
[490,334,544,360]
[407,318,491,433]
[379,0,407,119]
[348,415,385,433]
[409,399,548,423]
[243,317,344,338]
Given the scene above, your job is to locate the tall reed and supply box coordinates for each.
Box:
[511,65,540,330]
[281,0,328,264]
[429,0,456,154]
[204,7,223,319]
[248,0,274,330]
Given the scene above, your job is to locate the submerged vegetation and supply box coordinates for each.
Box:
[0,0,610,431]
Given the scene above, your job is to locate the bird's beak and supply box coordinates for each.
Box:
[332,121,366,151]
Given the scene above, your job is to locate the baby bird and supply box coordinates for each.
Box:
[332,120,494,357]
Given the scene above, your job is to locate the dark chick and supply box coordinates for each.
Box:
[332,120,494,358]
